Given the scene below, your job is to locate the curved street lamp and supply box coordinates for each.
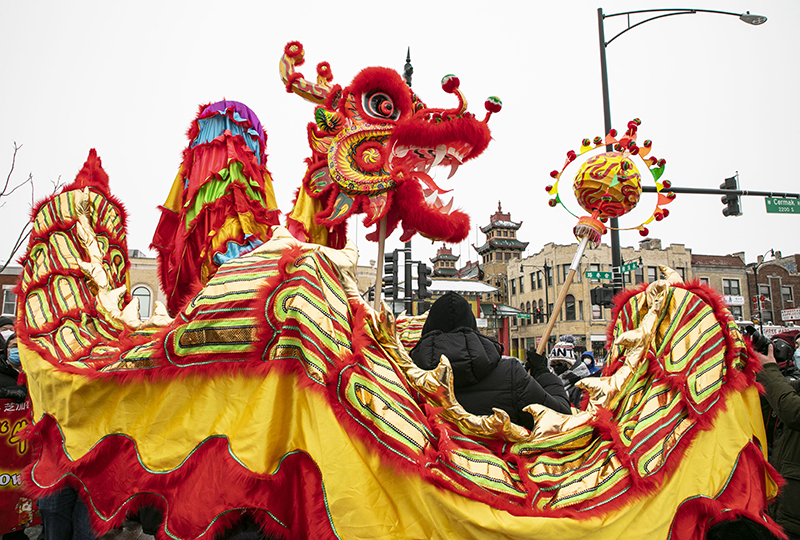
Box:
[597,7,767,294]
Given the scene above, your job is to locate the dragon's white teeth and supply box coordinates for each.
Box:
[441,197,454,214]
[425,190,438,206]
[393,145,410,158]
[432,144,447,169]
[447,162,460,179]
[422,188,434,198]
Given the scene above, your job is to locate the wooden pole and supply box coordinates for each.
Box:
[373,218,387,312]
[536,235,591,355]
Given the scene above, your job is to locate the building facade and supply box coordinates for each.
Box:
[746,257,800,327]
[506,238,692,361]
[431,245,459,277]
[690,253,751,322]
[474,202,528,304]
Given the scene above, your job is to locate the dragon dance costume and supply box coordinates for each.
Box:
[14,42,781,539]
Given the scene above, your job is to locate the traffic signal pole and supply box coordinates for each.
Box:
[642,185,799,199]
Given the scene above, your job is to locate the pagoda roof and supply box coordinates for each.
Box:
[434,268,458,277]
[432,253,459,261]
[480,220,522,233]
[474,238,529,254]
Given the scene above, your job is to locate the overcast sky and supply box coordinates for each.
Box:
[1,1,797,273]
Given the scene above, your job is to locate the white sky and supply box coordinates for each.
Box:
[1,1,797,272]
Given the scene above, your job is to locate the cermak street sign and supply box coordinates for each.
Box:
[765,197,800,214]
[517,313,531,320]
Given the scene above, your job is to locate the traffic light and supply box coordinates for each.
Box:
[493,304,498,315]
[382,249,399,299]
[590,286,614,307]
[720,176,742,217]
[417,262,432,299]
[368,286,375,302]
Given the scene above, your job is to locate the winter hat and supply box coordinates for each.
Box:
[0,317,13,329]
[421,291,477,336]
[549,335,577,367]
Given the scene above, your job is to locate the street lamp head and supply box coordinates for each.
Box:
[740,12,767,25]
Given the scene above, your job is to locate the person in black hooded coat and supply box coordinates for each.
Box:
[410,292,571,429]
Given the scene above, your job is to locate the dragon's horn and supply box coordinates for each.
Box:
[280,41,335,105]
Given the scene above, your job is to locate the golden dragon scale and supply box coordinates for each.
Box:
[16,156,780,539]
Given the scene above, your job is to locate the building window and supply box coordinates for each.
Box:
[722,279,740,296]
[782,286,793,304]
[699,277,710,286]
[730,306,743,320]
[560,264,570,284]
[592,304,603,320]
[634,266,644,284]
[648,266,659,283]
[530,273,536,291]
[565,294,576,321]
[578,300,584,321]
[676,267,686,281]
[511,279,516,296]
[546,267,553,287]
[574,264,581,283]
[2,287,16,316]
[132,286,152,320]
[537,271,543,289]
[526,301,532,325]
[519,276,524,294]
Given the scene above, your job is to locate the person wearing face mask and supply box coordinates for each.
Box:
[0,332,26,403]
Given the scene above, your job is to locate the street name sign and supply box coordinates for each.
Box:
[765,197,800,214]
[517,313,531,320]
[585,271,612,280]
[620,261,640,273]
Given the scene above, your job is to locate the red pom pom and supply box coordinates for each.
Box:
[284,41,305,64]
[316,62,333,81]
[567,150,577,161]
[582,138,591,146]
[593,136,603,145]
[655,212,664,221]
[548,199,558,207]
[662,208,670,218]
[630,146,640,155]
[639,227,649,237]
[545,184,553,192]
[643,139,652,147]
[550,170,559,179]
[484,96,502,113]
[667,192,676,200]
[441,74,460,93]
[658,158,667,167]
[662,179,672,189]
[609,129,618,137]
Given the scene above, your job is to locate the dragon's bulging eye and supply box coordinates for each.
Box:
[364,92,399,120]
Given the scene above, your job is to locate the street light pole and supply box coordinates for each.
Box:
[752,249,779,333]
[596,6,766,295]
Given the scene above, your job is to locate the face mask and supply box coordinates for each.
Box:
[7,348,19,365]
[0,330,12,342]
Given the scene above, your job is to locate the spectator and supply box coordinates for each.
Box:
[410,292,570,429]
[755,344,800,540]
[0,333,26,403]
[548,337,594,409]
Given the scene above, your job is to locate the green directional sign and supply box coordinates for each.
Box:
[765,197,800,214]
[620,261,640,273]
[517,313,531,320]
[585,271,612,280]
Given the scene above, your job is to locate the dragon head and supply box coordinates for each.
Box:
[282,41,500,249]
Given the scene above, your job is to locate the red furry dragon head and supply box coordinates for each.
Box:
[282,41,501,249]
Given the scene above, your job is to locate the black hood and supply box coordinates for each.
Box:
[410,328,502,389]
[421,291,477,336]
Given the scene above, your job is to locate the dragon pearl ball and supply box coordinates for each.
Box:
[573,152,642,219]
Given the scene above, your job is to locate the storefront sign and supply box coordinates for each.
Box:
[0,398,40,535]
[723,295,745,306]
[781,307,800,321]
